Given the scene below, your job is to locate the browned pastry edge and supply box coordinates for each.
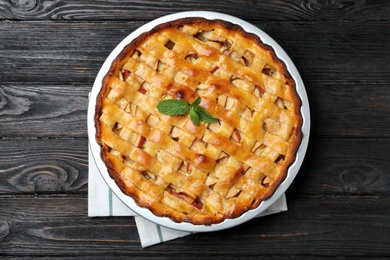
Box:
[95,17,303,225]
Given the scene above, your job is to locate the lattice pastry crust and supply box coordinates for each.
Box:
[95,17,303,225]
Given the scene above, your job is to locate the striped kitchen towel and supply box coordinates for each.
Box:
[88,145,288,247]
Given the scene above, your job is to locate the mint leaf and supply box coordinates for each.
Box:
[189,107,200,126]
[191,96,201,107]
[156,96,218,126]
[156,99,189,115]
[196,106,218,123]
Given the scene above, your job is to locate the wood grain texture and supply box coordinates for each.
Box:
[0,21,122,85]
[1,0,389,257]
[0,0,389,21]
[0,139,88,194]
[1,21,390,85]
[288,139,390,196]
[0,221,9,239]
[0,196,389,257]
[0,84,88,137]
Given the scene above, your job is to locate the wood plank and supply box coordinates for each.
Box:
[287,139,390,196]
[0,22,128,85]
[0,196,389,257]
[0,84,88,137]
[1,21,390,85]
[0,0,389,21]
[307,83,390,138]
[0,139,88,194]
[0,138,389,196]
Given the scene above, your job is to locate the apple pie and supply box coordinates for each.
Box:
[95,17,303,225]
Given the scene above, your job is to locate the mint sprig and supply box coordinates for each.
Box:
[156,97,218,126]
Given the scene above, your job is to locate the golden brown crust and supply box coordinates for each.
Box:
[94,17,303,225]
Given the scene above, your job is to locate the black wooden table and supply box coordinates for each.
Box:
[1,0,390,258]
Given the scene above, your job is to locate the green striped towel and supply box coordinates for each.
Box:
[88,145,287,247]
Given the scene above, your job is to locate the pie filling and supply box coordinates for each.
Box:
[95,17,303,225]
